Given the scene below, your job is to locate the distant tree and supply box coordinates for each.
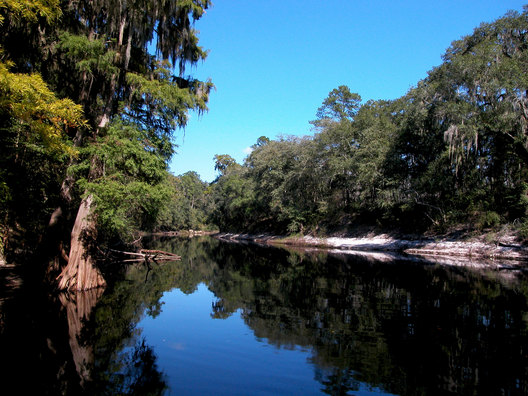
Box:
[214,154,238,176]
[155,172,212,231]
[311,85,361,128]
[311,88,362,211]
[353,100,398,210]
[209,161,256,231]
[207,8,528,237]
[410,7,528,226]
[435,8,528,166]
[252,136,270,148]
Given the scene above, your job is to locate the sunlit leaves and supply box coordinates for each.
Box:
[0,61,85,156]
[126,62,205,131]
[0,0,61,26]
[213,154,238,176]
[55,0,214,158]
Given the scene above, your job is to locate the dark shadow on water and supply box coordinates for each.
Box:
[0,267,84,395]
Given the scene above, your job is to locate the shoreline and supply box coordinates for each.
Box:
[146,230,218,237]
[214,232,528,265]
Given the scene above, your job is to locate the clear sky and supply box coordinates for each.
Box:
[170,0,527,182]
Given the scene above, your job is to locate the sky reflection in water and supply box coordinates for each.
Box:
[139,283,394,395]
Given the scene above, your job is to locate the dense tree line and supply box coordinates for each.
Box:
[210,8,528,239]
[0,0,212,289]
[155,171,212,231]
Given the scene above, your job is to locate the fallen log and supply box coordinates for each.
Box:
[139,249,181,257]
[108,248,181,262]
[139,249,182,261]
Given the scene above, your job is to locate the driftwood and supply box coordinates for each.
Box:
[108,248,181,262]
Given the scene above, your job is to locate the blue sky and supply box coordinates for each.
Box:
[170,0,527,182]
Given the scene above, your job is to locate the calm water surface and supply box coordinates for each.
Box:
[1,236,528,395]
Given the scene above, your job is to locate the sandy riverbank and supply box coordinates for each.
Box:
[215,232,528,265]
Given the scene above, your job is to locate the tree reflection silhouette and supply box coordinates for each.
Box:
[28,236,528,395]
[89,339,167,395]
[195,240,528,395]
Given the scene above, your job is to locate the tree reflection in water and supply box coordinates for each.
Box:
[136,237,528,395]
[59,289,104,388]
[57,288,167,395]
[1,236,528,395]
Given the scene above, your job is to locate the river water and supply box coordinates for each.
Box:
[1,236,528,395]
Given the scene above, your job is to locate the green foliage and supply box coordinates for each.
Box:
[252,135,270,148]
[518,219,528,240]
[0,0,214,262]
[312,85,361,125]
[0,61,85,156]
[155,171,213,231]
[52,0,214,133]
[72,121,170,241]
[209,162,257,231]
[0,0,61,25]
[0,55,86,259]
[213,154,238,176]
[57,32,119,78]
[126,60,213,148]
[475,211,502,230]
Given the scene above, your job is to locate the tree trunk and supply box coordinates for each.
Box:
[56,110,112,291]
[57,195,106,291]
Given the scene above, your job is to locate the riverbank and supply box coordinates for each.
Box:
[215,232,528,265]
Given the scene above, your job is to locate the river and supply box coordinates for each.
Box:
[1,236,527,395]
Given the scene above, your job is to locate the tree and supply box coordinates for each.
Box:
[411,7,528,226]
[353,100,398,210]
[69,121,170,241]
[214,154,238,177]
[178,171,210,229]
[437,8,528,165]
[0,0,213,290]
[310,88,362,212]
[207,8,528,237]
[52,0,213,290]
[0,0,86,263]
[311,85,361,128]
[0,62,86,262]
[210,156,256,231]
[0,0,61,26]
[252,135,270,149]
[243,136,325,233]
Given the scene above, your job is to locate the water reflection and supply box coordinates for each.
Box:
[140,237,528,395]
[59,289,104,387]
[1,236,528,395]
[0,271,85,395]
